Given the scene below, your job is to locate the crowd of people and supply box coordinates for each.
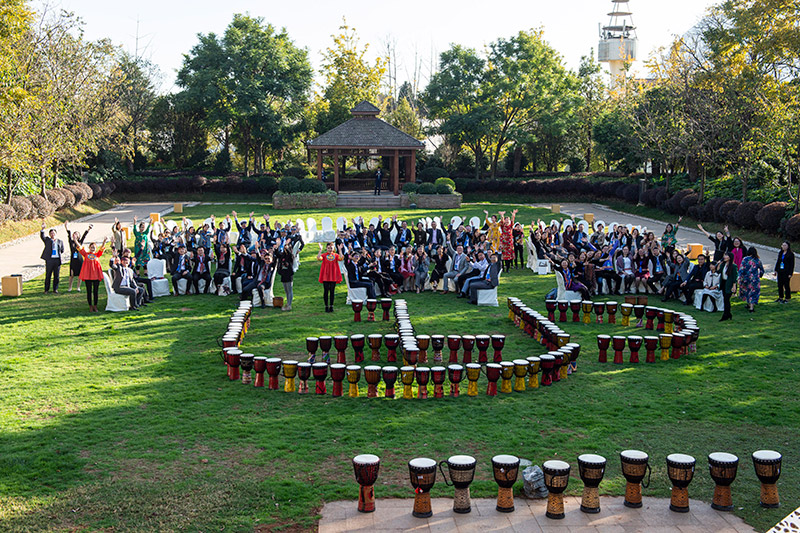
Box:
[35,209,794,321]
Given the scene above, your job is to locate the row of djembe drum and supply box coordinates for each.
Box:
[351,297,395,322]
[218,356,577,396]
[507,297,583,360]
[596,333,694,363]
[351,449,784,519]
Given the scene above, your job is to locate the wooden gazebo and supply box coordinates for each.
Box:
[307,101,425,196]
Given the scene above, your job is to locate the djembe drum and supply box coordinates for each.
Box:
[408,458,437,518]
[620,303,633,326]
[570,299,582,322]
[625,295,637,305]
[319,336,332,363]
[346,365,361,397]
[380,298,392,321]
[593,301,605,323]
[259,357,278,390]
[491,335,505,362]
[645,306,657,330]
[448,364,463,397]
[637,295,649,306]
[507,296,517,321]
[666,453,696,513]
[416,334,430,363]
[227,349,241,381]
[384,334,399,362]
[461,335,475,364]
[526,356,541,388]
[351,299,364,322]
[382,366,398,398]
[466,363,481,396]
[566,342,581,374]
[439,455,476,514]
[644,336,658,363]
[659,334,672,361]
[512,360,528,392]
[557,300,569,322]
[627,336,642,363]
[365,299,378,321]
[606,301,618,324]
[539,354,555,386]
[400,366,415,399]
[353,454,380,513]
[752,450,782,508]
[670,332,684,359]
[475,335,491,363]
[430,366,446,398]
[351,334,366,363]
[543,460,571,519]
[597,335,611,363]
[330,364,346,397]
[312,362,328,395]
[558,346,572,380]
[239,353,254,385]
[612,336,626,364]
[431,335,445,363]
[582,300,593,324]
[545,299,557,321]
[485,363,501,396]
[492,454,520,512]
[551,351,564,382]
[297,362,311,394]
[368,334,382,362]
[634,304,645,327]
[664,309,675,333]
[708,452,739,511]
[364,365,381,398]
[447,335,461,363]
[621,450,651,508]
[306,337,319,364]
[334,335,349,364]
[415,366,430,399]
[403,345,419,366]
[499,361,514,393]
[657,308,666,331]
[578,454,607,514]
[253,356,267,387]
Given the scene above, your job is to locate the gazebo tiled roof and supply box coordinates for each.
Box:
[307,101,424,150]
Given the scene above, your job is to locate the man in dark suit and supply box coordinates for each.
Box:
[380,247,403,289]
[394,220,412,249]
[681,254,709,304]
[192,246,212,294]
[442,243,469,294]
[170,244,192,295]
[40,221,65,293]
[426,221,445,253]
[112,255,144,309]
[241,250,273,306]
[374,168,383,196]
[346,251,376,298]
[468,253,501,304]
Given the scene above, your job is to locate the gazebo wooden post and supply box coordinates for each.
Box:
[405,153,416,183]
[393,149,400,196]
[316,151,322,180]
[333,149,340,193]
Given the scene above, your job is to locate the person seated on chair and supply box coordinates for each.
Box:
[120,248,154,302]
[364,249,392,296]
[346,250,377,299]
[646,246,668,294]
[443,243,469,295]
[468,252,501,304]
[549,256,591,300]
[695,261,722,312]
[376,216,394,250]
[381,246,404,290]
[394,220,413,249]
[426,221,445,254]
[680,253,709,305]
[112,254,145,310]
[241,249,274,307]
[170,244,192,295]
[458,250,488,298]
[661,253,690,302]
[213,243,232,295]
[615,246,636,293]
[429,245,449,291]
[191,246,213,294]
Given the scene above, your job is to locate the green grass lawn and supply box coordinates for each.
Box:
[0,204,797,532]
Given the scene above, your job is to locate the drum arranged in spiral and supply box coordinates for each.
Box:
[352,454,380,513]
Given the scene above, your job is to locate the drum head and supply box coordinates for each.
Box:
[267,357,282,363]
[597,335,611,340]
[500,362,514,368]
[330,364,345,369]
[540,355,555,361]
[430,366,446,372]
[448,455,476,466]
[409,457,436,469]
[383,366,398,372]
[667,453,695,465]
[628,335,643,341]
[353,454,379,464]
[346,365,360,371]
[368,334,382,339]
[526,356,541,363]
[400,366,415,372]
[486,363,502,369]
[578,454,607,466]
[513,359,528,365]
[753,450,781,461]
[364,365,381,371]
[416,367,430,374]
[448,364,463,371]
[543,460,570,470]
[226,349,243,356]
[351,334,364,340]
[297,362,311,368]
[466,363,481,369]
[283,359,298,365]
[708,452,738,464]
[253,356,267,361]
[621,450,648,461]
[492,454,519,464]
[312,362,327,368]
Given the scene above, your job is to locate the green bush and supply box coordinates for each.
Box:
[257,176,278,193]
[299,179,327,193]
[567,156,585,173]
[418,166,449,182]
[417,183,436,194]
[213,148,232,174]
[435,183,454,195]
[434,177,456,190]
[278,176,301,193]
[402,182,419,194]
[283,166,313,179]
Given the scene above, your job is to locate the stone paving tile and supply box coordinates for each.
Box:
[318,497,758,533]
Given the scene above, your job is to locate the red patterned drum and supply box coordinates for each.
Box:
[627,336,642,363]
[381,366,398,398]
[353,454,380,513]
[312,362,328,395]
[644,336,658,363]
[447,335,461,363]
[448,364,463,397]
[430,366,446,398]
[415,366,430,399]
[330,364,346,397]
[475,335,491,363]
[461,335,475,364]
[384,334,399,362]
[485,363,501,396]
[351,299,364,322]
[597,335,611,363]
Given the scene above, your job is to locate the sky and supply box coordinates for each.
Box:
[40,0,719,93]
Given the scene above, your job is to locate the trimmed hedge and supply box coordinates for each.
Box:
[28,195,55,218]
[733,201,764,230]
[9,197,32,221]
[718,200,741,223]
[785,214,800,241]
[434,177,456,191]
[756,202,789,233]
[417,183,436,194]
[402,183,419,194]
[418,167,449,182]
[435,183,454,195]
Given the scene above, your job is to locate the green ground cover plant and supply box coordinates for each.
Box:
[0,204,797,532]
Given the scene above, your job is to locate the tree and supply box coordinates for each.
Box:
[147,94,208,168]
[117,52,160,171]
[575,52,607,171]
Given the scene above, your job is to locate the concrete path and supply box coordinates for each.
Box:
[319,496,757,533]
[0,203,175,282]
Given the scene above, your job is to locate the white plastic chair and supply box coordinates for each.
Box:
[562,219,574,230]
[336,216,346,232]
[451,215,462,229]
[368,217,379,229]
[477,270,501,307]
[433,216,442,229]
[469,216,480,230]
[550,219,561,231]
[103,272,130,312]
[555,271,582,301]
[425,217,433,229]
[594,220,606,233]
[306,218,318,242]
[252,271,278,307]
[321,217,335,242]
[165,220,178,232]
[341,262,368,304]
[147,258,171,297]
[536,259,552,276]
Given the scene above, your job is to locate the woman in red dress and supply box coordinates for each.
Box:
[79,237,108,312]
[317,242,343,313]
[500,209,517,273]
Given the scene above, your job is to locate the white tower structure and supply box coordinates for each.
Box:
[598,0,638,82]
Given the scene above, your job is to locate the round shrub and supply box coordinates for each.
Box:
[713,198,733,222]
[434,177,456,190]
[28,195,55,218]
[756,201,789,233]
[89,183,103,198]
[65,184,87,205]
[299,179,327,193]
[667,189,693,214]
[10,196,33,220]
[680,193,699,213]
[785,214,800,241]
[733,200,764,229]
[283,166,312,179]
[655,187,670,207]
[278,176,301,193]
[417,183,436,194]
[77,182,93,201]
[45,189,66,210]
[59,188,76,208]
[418,166,449,182]
[687,205,702,220]
[435,183,454,194]
[258,176,278,193]
[622,183,640,203]
[402,182,419,194]
[0,204,14,224]
[701,198,722,222]
[719,199,741,224]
